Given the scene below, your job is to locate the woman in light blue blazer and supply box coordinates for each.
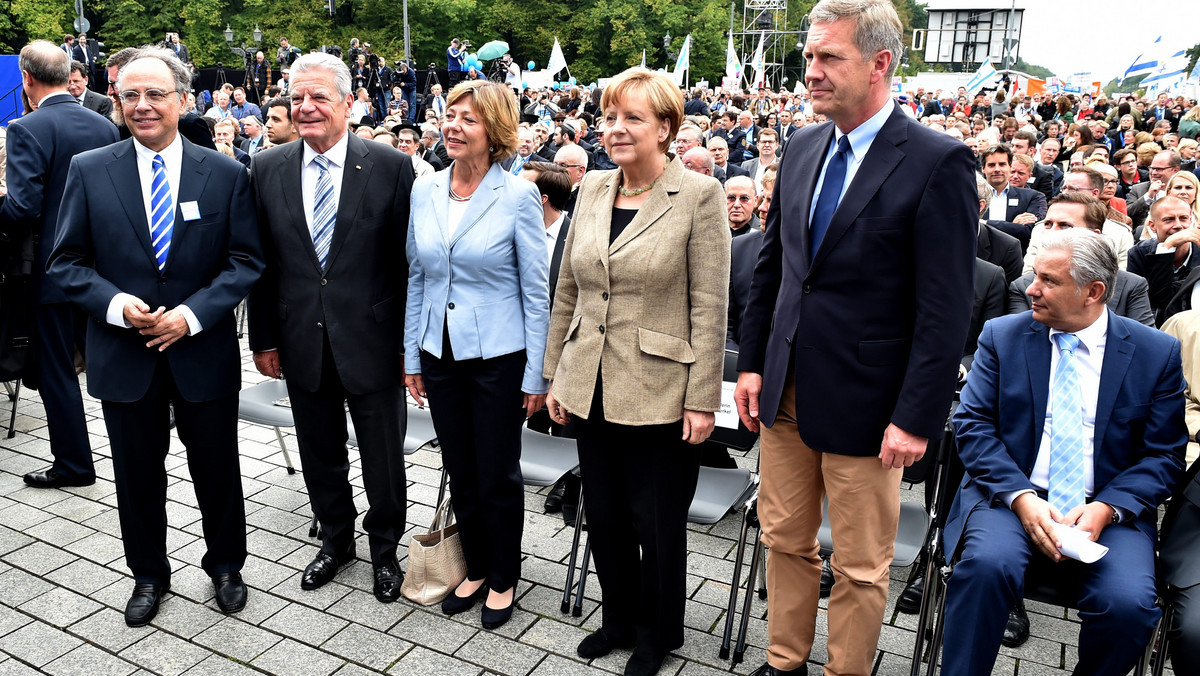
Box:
[403,80,549,630]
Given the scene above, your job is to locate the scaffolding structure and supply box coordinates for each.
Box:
[730,0,799,91]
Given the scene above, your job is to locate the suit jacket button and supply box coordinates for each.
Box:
[159,278,167,285]
[317,322,323,329]
[598,325,605,334]
[320,278,327,286]
[448,302,455,310]
[602,292,609,301]
[803,284,812,294]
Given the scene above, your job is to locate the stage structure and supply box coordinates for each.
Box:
[729,0,803,91]
[914,0,1025,72]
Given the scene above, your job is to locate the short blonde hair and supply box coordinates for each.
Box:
[600,67,684,153]
[446,80,519,164]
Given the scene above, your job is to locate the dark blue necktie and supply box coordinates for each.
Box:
[810,135,850,263]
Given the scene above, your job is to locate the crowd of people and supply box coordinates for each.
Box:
[2,1,1200,675]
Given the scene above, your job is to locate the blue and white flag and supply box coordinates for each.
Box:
[672,34,691,86]
[965,59,997,95]
[640,49,646,69]
[1142,49,1189,94]
[725,35,742,82]
[1119,36,1162,86]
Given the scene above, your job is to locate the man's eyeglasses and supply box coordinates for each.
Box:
[555,162,584,169]
[726,195,754,203]
[118,89,180,106]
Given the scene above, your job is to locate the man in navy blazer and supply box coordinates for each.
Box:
[0,41,119,490]
[943,228,1187,676]
[48,48,264,626]
[733,2,976,673]
[981,144,1048,251]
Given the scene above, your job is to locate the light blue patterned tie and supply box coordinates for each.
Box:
[311,155,337,269]
[149,154,173,271]
[1048,333,1086,516]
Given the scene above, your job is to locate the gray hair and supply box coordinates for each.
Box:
[976,173,990,203]
[290,52,352,99]
[809,0,905,80]
[1039,228,1117,304]
[422,126,441,142]
[118,46,190,94]
[19,40,71,87]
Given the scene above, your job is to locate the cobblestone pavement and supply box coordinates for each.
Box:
[0,345,1174,675]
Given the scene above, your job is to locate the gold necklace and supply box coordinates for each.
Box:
[618,157,668,197]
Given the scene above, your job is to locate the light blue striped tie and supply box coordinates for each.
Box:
[311,155,337,269]
[1048,333,1086,516]
[149,154,173,271]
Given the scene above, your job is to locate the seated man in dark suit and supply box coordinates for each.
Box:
[1127,195,1200,326]
[1009,193,1154,327]
[942,227,1188,676]
[1012,131,1054,200]
[981,144,1048,250]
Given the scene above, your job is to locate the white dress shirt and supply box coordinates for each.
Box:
[106,133,201,334]
[1004,311,1109,511]
[301,134,349,235]
[808,99,893,224]
[989,185,1011,222]
[447,199,469,239]
[544,213,565,266]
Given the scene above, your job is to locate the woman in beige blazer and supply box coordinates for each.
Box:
[543,67,729,676]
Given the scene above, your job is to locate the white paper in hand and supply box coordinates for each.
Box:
[715,382,739,430]
[1051,523,1109,563]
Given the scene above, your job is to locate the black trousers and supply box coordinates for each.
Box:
[287,336,407,566]
[34,303,93,480]
[421,341,526,592]
[574,385,699,656]
[102,357,244,584]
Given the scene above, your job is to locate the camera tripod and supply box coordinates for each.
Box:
[418,65,442,120]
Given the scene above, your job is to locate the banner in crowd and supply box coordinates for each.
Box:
[725,34,742,84]
[547,38,568,77]
[672,34,692,86]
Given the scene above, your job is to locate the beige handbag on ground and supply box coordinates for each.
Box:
[400,496,467,605]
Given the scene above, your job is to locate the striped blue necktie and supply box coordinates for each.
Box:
[150,154,173,271]
[1048,332,1086,516]
[311,155,337,269]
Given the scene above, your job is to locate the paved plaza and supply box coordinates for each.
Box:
[0,341,1170,675]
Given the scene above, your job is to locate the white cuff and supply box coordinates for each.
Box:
[1003,489,1035,509]
[176,304,203,336]
[107,293,136,328]
[1155,243,1177,255]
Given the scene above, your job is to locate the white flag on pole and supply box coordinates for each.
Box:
[547,38,568,76]
[725,34,742,81]
[965,59,997,95]
[750,32,766,88]
[672,34,691,86]
[640,49,646,69]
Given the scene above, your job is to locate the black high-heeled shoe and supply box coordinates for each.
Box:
[481,587,516,629]
[441,581,487,616]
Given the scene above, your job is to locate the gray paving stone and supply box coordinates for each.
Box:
[24,516,95,547]
[518,618,591,660]
[149,595,225,639]
[388,609,478,654]
[43,643,137,676]
[44,557,124,595]
[193,616,282,661]
[269,575,353,611]
[17,586,101,627]
[326,588,409,632]
[251,637,347,676]
[388,645,482,676]
[455,631,547,676]
[246,528,304,562]
[63,530,125,566]
[0,527,34,558]
[68,609,158,652]
[0,503,53,531]
[322,623,412,671]
[528,654,616,676]
[0,606,31,638]
[240,554,298,590]
[517,584,593,626]
[42,495,109,524]
[180,654,262,675]
[0,657,42,675]
[261,602,349,646]
[0,568,54,607]
[119,630,211,676]
[4,486,69,510]
[2,541,74,576]
[0,620,82,667]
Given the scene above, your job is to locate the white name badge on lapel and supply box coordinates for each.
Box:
[1008,198,1020,206]
[180,201,202,221]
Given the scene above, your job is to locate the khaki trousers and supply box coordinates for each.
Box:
[758,375,902,676]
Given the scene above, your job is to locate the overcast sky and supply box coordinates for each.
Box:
[1016,1,1200,83]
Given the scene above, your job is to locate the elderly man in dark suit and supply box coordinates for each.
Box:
[733,2,977,673]
[943,227,1187,676]
[48,46,264,626]
[248,52,415,604]
[0,40,119,490]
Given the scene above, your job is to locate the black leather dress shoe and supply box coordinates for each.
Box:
[300,548,354,590]
[748,662,807,676]
[212,573,246,613]
[896,575,925,615]
[125,583,169,627]
[544,477,569,513]
[624,645,667,676]
[23,468,95,489]
[819,557,834,599]
[373,560,403,603]
[1001,600,1030,648]
[577,627,635,659]
[441,582,487,616]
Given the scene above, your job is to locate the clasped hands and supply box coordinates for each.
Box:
[124,297,188,352]
[405,373,548,420]
[1011,492,1115,562]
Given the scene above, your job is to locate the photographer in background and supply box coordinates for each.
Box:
[447,38,466,88]
[393,60,417,121]
[276,37,300,70]
[369,51,392,122]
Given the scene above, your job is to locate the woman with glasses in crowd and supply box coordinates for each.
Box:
[543,67,728,676]
[404,79,550,631]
